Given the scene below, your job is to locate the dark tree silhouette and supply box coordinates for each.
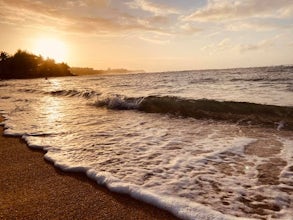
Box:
[0,50,73,79]
[0,51,9,61]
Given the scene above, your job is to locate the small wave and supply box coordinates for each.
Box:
[94,95,142,110]
[93,95,293,130]
[50,89,80,97]
[48,89,100,99]
[190,78,218,84]
[1,96,10,99]
[230,78,265,82]
[18,88,41,93]
[0,83,8,87]
[287,84,293,92]
[18,87,100,99]
[230,78,293,82]
[139,96,293,129]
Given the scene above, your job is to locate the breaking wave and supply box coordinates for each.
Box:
[16,88,293,130]
[94,95,293,130]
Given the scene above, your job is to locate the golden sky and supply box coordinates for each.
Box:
[1,0,293,71]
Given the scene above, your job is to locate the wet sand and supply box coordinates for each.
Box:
[207,128,293,219]
[0,116,179,220]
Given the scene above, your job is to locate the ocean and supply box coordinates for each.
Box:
[0,66,293,220]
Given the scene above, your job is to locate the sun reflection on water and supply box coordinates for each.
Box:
[40,96,66,125]
[45,78,63,91]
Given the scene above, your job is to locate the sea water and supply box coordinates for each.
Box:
[0,66,293,220]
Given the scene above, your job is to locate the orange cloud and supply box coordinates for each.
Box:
[0,0,165,35]
[185,0,293,22]
[126,0,179,16]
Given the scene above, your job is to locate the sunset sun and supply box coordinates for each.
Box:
[34,38,67,63]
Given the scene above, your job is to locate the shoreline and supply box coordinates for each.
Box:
[0,116,179,220]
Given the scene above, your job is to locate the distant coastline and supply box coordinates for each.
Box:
[70,67,144,76]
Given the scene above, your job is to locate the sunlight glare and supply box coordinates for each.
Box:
[34,38,67,63]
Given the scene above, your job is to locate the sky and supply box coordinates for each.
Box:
[0,0,293,72]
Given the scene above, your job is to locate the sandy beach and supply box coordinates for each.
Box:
[0,116,179,220]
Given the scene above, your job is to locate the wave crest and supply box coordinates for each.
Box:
[139,96,293,129]
[94,96,142,110]
[93,95,293,130]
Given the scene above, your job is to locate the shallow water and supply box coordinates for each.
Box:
[0,66,293,219]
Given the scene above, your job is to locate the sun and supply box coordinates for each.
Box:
[34,38,67,63]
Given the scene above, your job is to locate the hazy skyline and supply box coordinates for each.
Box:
[1,0,293,71]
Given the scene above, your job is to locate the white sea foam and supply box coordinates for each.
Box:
[279,138,293,192]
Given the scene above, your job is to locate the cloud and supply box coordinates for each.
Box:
[180,23,202,34]
[226,20,293,32]
[126,0,179,16]
[185,0,293,22]
[201,36,281,55]
[201,38,234,55]
[0,0,162,35]
[239,38,276,52]
[0,0,67,28]
[78,0,110,7]
[139,36,170,45]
